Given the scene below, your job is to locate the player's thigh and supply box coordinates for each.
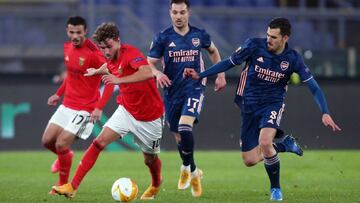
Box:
[56,130,77,149]
[104,106,131,136]
[259,127,277,147]
[95,126,122,147]
[43,105,69,144]
[132,117,163,155]
[179,115,196,126]
[240,111,261,152]
[41,123,63,144]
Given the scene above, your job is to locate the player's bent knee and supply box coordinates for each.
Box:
[41,136,52,146]
[242,158,259,167]
[242,152,261,167]
[259,137,273,148]
[143,154,157,166]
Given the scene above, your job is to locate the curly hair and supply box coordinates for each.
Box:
[92,22,119,44]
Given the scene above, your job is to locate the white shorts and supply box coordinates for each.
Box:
[48,105,94,140]
[104,105,163,154]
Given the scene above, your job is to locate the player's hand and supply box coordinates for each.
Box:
[47,94,60,106]
[214,73,226,92]
[322,114,341,132]
[183,68,199,80]
[154,71,171,88]
[102,74,121,85]
[90,108,102,123]
[84,68,97,76]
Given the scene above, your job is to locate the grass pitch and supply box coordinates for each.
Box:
[0,150,359,203]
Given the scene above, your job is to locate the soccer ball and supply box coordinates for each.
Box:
[111,177,138,202]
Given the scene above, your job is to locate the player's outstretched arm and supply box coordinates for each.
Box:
[306,78,341,132]
[200,58,234,79]
[147,57,171,88]
[84,63,109,76]
[102,65,154,85]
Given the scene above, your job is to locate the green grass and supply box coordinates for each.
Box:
[0,150,359,203]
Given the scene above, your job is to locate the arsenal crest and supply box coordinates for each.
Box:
[192,38,200,47]
[280,61,289,71]
[79,57,85,66]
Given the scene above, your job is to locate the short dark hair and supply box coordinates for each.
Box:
[170,0,190,9]
[66,16,87,30]
[268,17,291,37]
[92,22,119,44]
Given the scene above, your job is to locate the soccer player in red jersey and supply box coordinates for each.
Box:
[41,16,114,194]
[53,22,165,200]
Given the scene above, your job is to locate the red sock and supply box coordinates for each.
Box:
[71,140,104,190]
[145,156,162,187]
[57,148,73,185]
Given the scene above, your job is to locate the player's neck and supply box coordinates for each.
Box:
[173,25,190,36]
[113,44,121,61]
[274,45,286,55]
[75,38,87,48]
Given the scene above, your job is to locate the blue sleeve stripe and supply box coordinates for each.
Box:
[229,56,236,66]
[302,76,313,83]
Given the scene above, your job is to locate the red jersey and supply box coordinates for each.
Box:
[107,44,164,121]
[56,39,113,113]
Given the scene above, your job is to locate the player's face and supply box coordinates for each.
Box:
[266,27,288,54]
[97,38,120,60]
[66,24,87,47]
[170,3,190,29]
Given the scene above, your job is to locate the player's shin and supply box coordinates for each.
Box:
[143,154,162,187]
[71,139,104,190]
[178,124,196,171]
[57,148,73,185]
[264,153,280,189]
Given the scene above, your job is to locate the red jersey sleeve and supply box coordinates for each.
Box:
[55,78,66,97]
[95,84,114,110]
[128,49,148,70]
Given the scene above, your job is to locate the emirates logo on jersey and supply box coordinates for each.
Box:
[65,56,69,61]
[192,38,200,47]
[79,57,85,66]
[280,61,289,71]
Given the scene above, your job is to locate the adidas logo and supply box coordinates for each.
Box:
[257,57,264,62]
[169,42,176,47]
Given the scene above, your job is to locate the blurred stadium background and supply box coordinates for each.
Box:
[0,0,359,151]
